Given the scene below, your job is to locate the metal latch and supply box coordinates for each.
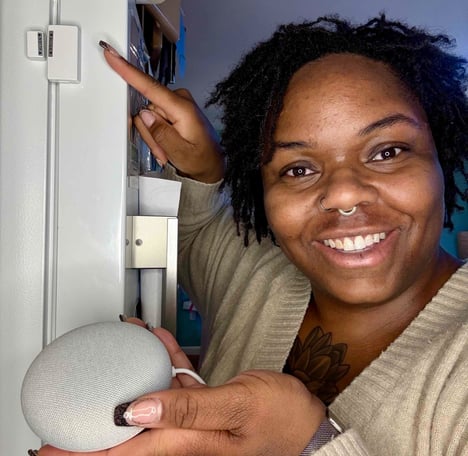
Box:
[125,215,178,336]
[126,216,173,268]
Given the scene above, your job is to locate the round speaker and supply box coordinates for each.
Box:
[21,321,172,452]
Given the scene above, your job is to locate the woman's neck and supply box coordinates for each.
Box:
[285,251,462,403]
[310,249,461,343]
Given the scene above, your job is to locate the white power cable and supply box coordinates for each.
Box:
[172,367,206,385]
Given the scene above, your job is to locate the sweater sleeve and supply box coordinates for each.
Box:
[312,430,371,455]
[159,165,248,321]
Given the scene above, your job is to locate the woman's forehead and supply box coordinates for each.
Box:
[275,53,426,131]
[286,53,405,97]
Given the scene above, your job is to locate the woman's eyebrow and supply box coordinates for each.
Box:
[271,140,316,150]
[358,113,422,136]
[269,113,421,156]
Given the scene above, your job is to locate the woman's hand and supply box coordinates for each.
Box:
[38,369,325,456]
[36,325,325,456]
[100,42,224,184]
[124,318,202,389]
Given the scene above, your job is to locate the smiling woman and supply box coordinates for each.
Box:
[37,14,468,456]
[258,52,456,399]
[262,53,446,310]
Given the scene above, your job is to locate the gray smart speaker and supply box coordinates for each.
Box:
[21,321,172,452]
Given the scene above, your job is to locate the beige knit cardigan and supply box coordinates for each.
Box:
[162,165,468,455]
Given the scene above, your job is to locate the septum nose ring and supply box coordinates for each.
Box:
[319,197,357,216]
[338,207,357,216]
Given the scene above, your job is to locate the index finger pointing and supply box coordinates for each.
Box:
[99,41,183,120]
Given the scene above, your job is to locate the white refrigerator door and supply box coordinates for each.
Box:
[0,0,138,452]
[53,0,136,335]
[0,0,51,453]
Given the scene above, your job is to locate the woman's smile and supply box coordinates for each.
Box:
[322,231,386,252]
[312,228,398,271]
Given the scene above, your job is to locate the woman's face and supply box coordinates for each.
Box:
[261,53,445,306]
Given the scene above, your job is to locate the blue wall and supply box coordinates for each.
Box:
[440,172,468,257]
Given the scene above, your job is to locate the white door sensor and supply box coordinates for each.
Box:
[47,25,80,83]
[26,31,46,60]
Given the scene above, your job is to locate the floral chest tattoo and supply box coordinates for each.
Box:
[284,326,350,405]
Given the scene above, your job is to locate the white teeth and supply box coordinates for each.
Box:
[323,232,386,252]
[343,237,354,251]
[354,235,366,250]
[364,234,374,246]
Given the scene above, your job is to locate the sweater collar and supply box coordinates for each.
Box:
[329,262,468,426]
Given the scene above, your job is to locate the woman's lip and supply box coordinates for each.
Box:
[314,229,398,268]
[319,227,391,241]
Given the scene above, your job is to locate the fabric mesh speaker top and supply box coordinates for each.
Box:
[21,321,172,452]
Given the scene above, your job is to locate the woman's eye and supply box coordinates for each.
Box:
[372,146,405,161]
[284,166,313,177]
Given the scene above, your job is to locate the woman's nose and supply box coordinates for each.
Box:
[320,167,378,212]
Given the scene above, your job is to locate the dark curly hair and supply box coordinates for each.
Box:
[207,14,468,245]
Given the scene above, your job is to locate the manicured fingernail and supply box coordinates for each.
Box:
[119,314,128,322]
[139,109,157,128]
[28,450,39,456]
[145,322,154,332]
[114,401,132,426]
[156,158,165,169]
[114,398,162,426]
[99,40,121,58]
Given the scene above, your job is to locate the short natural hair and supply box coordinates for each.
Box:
[207,14,468,244]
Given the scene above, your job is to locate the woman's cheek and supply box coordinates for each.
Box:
[264,189,309,241]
